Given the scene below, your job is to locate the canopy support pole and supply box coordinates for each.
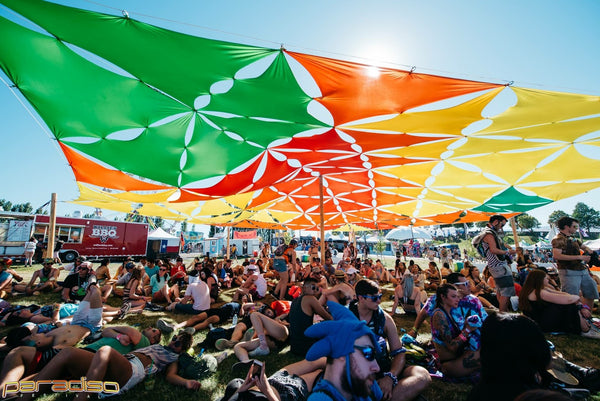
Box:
[510,217,520,248]
[319,175,325,262]
[226,226,231,260]
[46,193,57,259]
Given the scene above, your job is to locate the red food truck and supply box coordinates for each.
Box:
[0,212,149,262]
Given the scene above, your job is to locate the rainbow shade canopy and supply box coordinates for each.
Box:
[1,0,599,229]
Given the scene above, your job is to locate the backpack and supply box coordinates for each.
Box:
[177,353,217,380]
[198,327,234,349]
[274,244,287,257]
[402,274,415,303]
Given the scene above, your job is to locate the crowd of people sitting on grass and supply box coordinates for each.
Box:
[0,214,599,400]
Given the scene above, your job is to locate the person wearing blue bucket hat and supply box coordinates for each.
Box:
[306,302,383,401]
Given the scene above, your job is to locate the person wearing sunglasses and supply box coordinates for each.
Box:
[305,302,383,401]
[13,258,59,295]
[150,263,180,304]
[60,261,94,304]
[62,331,198,400]
[0,281,105,391]
[349,279,431,401]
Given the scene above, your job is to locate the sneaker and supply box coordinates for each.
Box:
[243,328,255,342]
[182,327,195,335]
[581,330,600,340]
[216,351,228,364]
[116,302,131,320]
[215,338,237,351]
[157,318,175,333]
[249,346,270,357]
[231,360,253,373]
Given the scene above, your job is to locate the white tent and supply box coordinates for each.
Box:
[584,239,600,250]
[385,227,432,241]
[148,227,178,240]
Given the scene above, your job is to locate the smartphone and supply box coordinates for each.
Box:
[249,360,263,378]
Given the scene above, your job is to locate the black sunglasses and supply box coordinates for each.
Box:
[354,345,376,361]
[159,268,167,271]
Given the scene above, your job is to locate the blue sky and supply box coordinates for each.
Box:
[1,0,599,228]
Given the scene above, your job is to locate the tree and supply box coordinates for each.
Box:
[517,213,540,234]
[572,202,600,232]
[373,232,387,263]
[0,199,12,211]
[548,210,568,227]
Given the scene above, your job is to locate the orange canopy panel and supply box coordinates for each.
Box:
[286,51,503,125]
[59,142,171,191]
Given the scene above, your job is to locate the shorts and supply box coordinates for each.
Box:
[118,356,146,394]
[70,301,103,333]
[494,274,516,297]
[207,302,240,322]
[273,259,288,273]
[488,262,512,280]
[268,370,309,401]
[174,303,206,315]
[559,269,599,300]
[28,347,61,374]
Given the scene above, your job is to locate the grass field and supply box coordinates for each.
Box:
[1,259,600,401]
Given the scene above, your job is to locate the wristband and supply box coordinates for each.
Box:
[410,326,418,333]
[458,333,468,342]
[116,334,122,341]
[389,348,406,357]
[383,372,398,387]
[579,304,591,311]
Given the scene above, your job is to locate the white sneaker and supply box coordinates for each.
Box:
[581,330,600,340]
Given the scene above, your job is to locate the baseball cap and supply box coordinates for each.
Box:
[125,262,135,269]
[346,267,359,275]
